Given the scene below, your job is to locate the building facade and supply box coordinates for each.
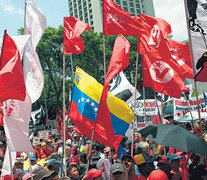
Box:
[68,0,155,32]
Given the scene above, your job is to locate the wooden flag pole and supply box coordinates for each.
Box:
[153,91,162,124]
[8,150,13,180]
[86,129,95,172]
[183,93,195,129]
[183,0,203,135]
[131,52,139,157]
[28,153,34,180]
[63,54,67,177]
[143,86,147,125]
[70,54,74,82]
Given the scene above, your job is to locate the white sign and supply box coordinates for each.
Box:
[33,137,40,146]
[38,130,49,139]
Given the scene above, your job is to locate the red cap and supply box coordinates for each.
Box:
[69,156,78,166]
[147,170,168,180]
[86,168,103,180]
[3,175,18,180]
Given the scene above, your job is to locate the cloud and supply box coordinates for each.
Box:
[0,0,23,15]
[153,0,188,42]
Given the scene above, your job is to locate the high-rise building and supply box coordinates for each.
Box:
[68,0,155,33]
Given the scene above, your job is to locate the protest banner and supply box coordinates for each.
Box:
[38,130,49,139]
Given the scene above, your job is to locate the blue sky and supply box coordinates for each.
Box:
[0,0,188,41]
[0,0,68,38]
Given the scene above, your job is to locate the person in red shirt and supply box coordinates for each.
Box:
[39,142,51,159]
[34,144,41,160]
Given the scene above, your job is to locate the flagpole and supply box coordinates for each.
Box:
[8,150,13,180]
[183,93,195,129]
[153,91,162,124]
[103,35,106,77]
[160,94,164,124]
[143,87,147,125]
[69,54,74,82]
[86,129,95,172]
[28,153,34,180]
[183,0,203,135]
[62,54,67,177]
[131,52,139,157]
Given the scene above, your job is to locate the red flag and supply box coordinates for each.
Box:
[0,30,26,102]
[166,38,194,79]
[63,17,91,55]
[56,115,62,133]
[103,0,145,36]
[142,54,185,98]
[95,34,131,149]
[138,14,172,59]
[0,102,3,127]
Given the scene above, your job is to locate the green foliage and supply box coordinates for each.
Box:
[21,26,144,122]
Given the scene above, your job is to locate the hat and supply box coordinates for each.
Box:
[153,154,162,161]
[166,153,181,160]
[41,142,46,146]
[134,154,146,165]
[47,159,61,167]
[36,170,55,180]
[80,146,87,153]
[3,174,18,180]
[31,164,42,174]
[121,154,134,163]
[69,156,78,166]
[147,170,168,180]
[66,139,71,145]
[46,139,52,143]
[110,163,124,174]
[15,157,24,164]
[56,139,63,144]
[22,173,36,180]
[30,155,36,161]
[86,168,103,180]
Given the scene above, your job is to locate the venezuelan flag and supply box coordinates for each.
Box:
[69,67,135,147]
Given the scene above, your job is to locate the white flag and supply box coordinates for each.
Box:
[31,107,42,125]
[185,0,207,82]
[1,147,16,177]
[3,93,33,152]
[109,71,140,104]
[23,0,46,103]
[12,35,30,59]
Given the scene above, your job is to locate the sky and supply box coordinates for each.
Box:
[0,0,188,41]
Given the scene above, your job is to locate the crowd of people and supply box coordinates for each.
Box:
[0,120,206,180]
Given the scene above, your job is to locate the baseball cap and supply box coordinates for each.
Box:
[3,174,18,180]
[47,159,61,167]
[15,157,24,164]
[69,156,79,166]
[110,163,124,174]
[22,173,36,180]
[166,153,181,160]
[147,170,168,180]
[30,155,36,161]
[86,168,103,180]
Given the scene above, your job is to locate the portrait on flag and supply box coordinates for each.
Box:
[186,0,207,81]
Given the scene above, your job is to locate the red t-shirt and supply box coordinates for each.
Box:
[39,148,51,159]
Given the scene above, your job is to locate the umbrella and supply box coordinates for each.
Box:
[176,111,207,122]
[139,124,207,156]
